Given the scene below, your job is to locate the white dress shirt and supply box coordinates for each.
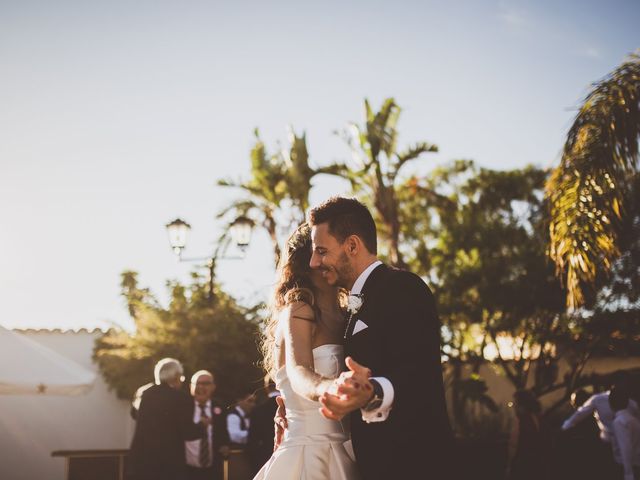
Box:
[185,399,212,468]
[349,260,394,424]
[562,391,640,442]
[227,406,250,444]
[611,408,640,480]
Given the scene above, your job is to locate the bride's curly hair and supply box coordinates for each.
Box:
[261,223,317,375]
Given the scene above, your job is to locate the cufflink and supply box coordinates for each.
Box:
[363,379,384,412]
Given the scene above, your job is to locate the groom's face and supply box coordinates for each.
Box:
[310,223,355,289]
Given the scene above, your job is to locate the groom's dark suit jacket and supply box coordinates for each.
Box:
[345,264,454,480]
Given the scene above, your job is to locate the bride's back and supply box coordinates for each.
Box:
[273,299,345,373]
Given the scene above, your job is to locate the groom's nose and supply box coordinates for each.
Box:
[309,252,321,269]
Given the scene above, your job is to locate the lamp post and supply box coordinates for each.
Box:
[165,216,254,304]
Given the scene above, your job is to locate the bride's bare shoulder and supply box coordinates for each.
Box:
[280,301,316,322]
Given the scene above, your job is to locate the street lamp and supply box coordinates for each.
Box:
[165,218,192,258]
[228,216,253,252]
[165,216,254,303]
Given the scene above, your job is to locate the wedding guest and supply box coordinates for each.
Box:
[185,370,230,480]
[130,382,153,420]
[128,358,208,480]
[609,386,640,480]
[247,375,280,475]
[562,374,639,476]
[506,390,552,480]
[562,374,639,443]
[226,390,257,448]
[557,389,602,480]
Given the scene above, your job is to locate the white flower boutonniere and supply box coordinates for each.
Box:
[347,293,364,315]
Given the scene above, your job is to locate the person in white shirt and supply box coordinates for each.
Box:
[185,370,229,480]
[562,381,639,443]
[609,386,640,480]
[226,391,256,447]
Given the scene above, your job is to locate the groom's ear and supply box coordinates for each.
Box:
[345,235,361,256]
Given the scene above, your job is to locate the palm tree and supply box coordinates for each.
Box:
[280,126,348,224]
[335,98,438,267]
[546,53,640,309]
[218,128,344,267]
[217,129,286,266]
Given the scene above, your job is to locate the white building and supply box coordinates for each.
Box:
[0,329,135,480]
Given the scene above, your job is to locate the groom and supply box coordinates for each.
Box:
[309,196,454,480]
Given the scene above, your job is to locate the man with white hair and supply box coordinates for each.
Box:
[185,370,230,480]
[128,358,210,480]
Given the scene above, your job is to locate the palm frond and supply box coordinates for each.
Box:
[284,127,313,215]
[364,97,400,160]
[215,199,257,220]
[216,178,241,188]
[390,141,439,181]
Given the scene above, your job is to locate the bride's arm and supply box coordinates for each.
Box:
[282,302,334,402]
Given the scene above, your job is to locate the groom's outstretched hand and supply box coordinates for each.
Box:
[273,396,287,451]
[319,357,374,421]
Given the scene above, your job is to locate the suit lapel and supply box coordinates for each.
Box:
[344,310,356,340]
[345,263,388,342]
[360,263,387,298]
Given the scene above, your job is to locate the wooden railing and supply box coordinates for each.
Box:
[52,449,252,480]
[51,450,128,480]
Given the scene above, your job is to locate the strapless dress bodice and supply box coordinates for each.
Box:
[253,343,359,479]
[274,344,347,439]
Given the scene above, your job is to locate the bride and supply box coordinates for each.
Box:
[253,223,359,480]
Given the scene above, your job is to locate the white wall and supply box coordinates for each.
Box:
[0,329,134,480]
[443,356,640,434]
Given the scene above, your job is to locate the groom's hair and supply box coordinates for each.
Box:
[309,197,377,254]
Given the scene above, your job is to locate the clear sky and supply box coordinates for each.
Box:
[1,0,638,331]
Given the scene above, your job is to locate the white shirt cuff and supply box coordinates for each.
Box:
[361,377,394,423]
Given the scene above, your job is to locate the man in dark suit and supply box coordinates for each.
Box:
[308,196,454,480]
[185,370,230,480]
[128,358,208,480]
[247,375,280,475]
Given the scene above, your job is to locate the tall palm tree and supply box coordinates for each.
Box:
[336,98,438,267]
[547,53,640,309]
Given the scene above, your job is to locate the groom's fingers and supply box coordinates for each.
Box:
[336,378,361,396]
[320,391,365,419]
[275,396,288,429]
[345,356,372,377]
[273,395,288,450]
[319,393,345,420]
[319,406,343,421]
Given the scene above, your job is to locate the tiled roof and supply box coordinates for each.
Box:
[13,327,108,334]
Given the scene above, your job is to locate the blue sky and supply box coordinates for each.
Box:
[1,0,638,331]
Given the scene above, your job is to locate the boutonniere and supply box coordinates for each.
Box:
[213,407,222,415]
[347,293,364,315]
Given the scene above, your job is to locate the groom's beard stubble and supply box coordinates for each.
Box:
[334,251,355,290]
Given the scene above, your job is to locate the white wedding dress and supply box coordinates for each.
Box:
[253,344,359,480]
